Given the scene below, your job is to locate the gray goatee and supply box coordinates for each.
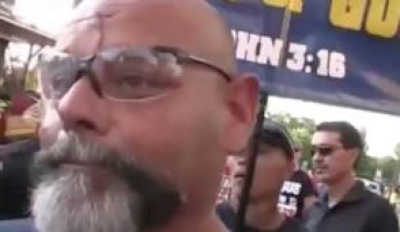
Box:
[31,133,182,232]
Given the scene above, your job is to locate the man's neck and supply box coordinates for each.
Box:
[327,173,357,206]
[243,198,285,231]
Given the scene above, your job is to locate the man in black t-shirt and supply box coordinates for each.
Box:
[217,120,308,232]
[279,144,317,219]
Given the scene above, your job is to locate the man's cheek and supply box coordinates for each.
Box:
[39,109,64,148]
[114,124,183,176]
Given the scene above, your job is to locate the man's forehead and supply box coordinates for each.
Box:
[56,0,234,69]
[58,0,211,56]
[69,0,204,29]
[70,0,152,21]
[58,0,163,48]
[312,131,341,145]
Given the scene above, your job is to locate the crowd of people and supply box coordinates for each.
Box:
[0,0,399,232]
[216,120,399,232]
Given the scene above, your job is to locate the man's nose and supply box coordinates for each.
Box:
[57,77,111,135]
[312,153,324,164]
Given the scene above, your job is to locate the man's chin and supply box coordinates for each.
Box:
[31,133,183,231]
[32,171,141,232]
[58,164,120,189]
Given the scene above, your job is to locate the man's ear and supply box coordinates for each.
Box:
[349,148,361,168]
[222,73,259,154]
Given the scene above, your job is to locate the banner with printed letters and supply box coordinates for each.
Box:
[210,0,400,115]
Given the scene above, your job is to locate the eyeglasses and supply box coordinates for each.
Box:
[37,46,233,102]
[311,146,343,157]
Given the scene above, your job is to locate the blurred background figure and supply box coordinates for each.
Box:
[305,121,398,232]
[0,138,39,220]
[217,120,308,232]
[0,91,41,220]
[279,141,317,219]
[217,156,236,204]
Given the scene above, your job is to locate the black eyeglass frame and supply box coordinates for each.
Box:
[311,146,344,157]
[38,45,234,101]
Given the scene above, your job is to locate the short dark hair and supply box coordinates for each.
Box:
[258,120,294,160]
[315,121,363,150]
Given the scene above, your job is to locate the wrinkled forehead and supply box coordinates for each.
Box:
[57,0,202,58]
[70,0,140,20]
[55,1,135,54]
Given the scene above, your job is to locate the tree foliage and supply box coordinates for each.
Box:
[356,155,377,179]
[378,156,398,184]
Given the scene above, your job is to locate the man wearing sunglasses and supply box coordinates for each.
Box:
[0,0,259,232]
[305,121,398,232]
[217,120,308,232]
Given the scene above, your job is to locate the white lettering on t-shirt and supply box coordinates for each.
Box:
[278,181,303,217]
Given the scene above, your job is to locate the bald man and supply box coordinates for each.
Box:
[0,1,259,232]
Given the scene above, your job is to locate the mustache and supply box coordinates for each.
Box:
[31,133,182,230]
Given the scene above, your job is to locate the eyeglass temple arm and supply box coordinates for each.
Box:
[186,55,233,82]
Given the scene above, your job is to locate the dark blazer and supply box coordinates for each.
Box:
[0,218,36,232]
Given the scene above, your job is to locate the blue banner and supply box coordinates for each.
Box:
[209,0,400,115]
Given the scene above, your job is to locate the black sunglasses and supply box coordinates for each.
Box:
[38,45,233,102]
[311,146,343,157]
[293,147,302,153]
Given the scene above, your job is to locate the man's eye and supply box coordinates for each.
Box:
[114,74,157,99]
[115,74,146,89]
[114,70,178,89]
[52,75,72,89]
[45,75,72,99]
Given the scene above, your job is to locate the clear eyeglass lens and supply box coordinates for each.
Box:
[98,50,183,100]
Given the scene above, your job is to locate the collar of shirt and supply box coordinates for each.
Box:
[317,180,367,209]
[341,181,367,203]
